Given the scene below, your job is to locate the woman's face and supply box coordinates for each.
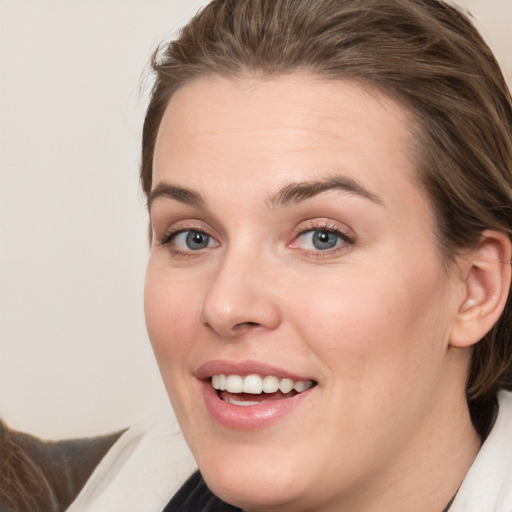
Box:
[145,75,467,510]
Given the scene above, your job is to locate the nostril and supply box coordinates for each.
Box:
[233,321,260,330]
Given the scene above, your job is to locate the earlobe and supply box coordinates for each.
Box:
[450,230,512,348]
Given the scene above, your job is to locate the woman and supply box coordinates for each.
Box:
[72,0,512,510]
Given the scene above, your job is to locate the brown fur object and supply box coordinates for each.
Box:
[0,420,122,512]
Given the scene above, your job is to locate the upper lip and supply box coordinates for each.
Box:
[196,359,315,382]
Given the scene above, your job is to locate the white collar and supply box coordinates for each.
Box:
[450,390,512,512]
[66,403,196,512]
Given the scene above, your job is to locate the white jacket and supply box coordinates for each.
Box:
[67,390,512,512]
[66,405,196,512]
[451,390,512,511]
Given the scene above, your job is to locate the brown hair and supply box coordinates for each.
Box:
[141,0,512,401]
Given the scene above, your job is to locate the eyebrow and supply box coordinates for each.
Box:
[148,174,383,211]
[267,175,384,209]
[148,182,206,209]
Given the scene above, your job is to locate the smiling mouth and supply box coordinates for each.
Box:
[211,374,316,406]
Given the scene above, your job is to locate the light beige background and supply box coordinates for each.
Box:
[1,1,511,440]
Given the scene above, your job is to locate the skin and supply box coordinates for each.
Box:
[145,74,482,511]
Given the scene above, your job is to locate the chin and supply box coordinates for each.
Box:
[203,469,309,512]
[193,441,325,512]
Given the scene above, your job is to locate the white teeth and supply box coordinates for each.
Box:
[225,397,260,406]
[225,374,243,393]
[212,374,227,390]
[242,374,263,394]
[279,378,294,394]
[262,375,279,393]
[294,380,314,393]
[211,373,314,395]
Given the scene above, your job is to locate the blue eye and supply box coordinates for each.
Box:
[311,230,339,250]
[295,229,350,251]
[171,230,217,251]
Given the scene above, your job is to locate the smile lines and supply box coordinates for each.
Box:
[211,374,315,395]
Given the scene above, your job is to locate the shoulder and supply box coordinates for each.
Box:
[0,419,122,512]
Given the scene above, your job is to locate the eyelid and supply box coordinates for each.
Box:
[291,219,354,240]
[156,219,214,243]
[157,220,220,258]
[288,219,355,256]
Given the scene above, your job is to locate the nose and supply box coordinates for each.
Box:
[200,250,281,338]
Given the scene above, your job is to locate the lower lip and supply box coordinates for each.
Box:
[201,380,315,430]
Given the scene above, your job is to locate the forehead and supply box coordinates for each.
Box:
[152,73,427,218]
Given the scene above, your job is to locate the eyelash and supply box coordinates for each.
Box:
[157,221,355,259]
[158,226,217,259]
[290,221,355,257]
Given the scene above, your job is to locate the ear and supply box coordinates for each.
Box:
[450,230,511,348]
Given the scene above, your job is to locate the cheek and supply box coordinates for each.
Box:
[289,258,452,388]
[144,263,208,430]
[144,263,201,370]
[283,264,454,456]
